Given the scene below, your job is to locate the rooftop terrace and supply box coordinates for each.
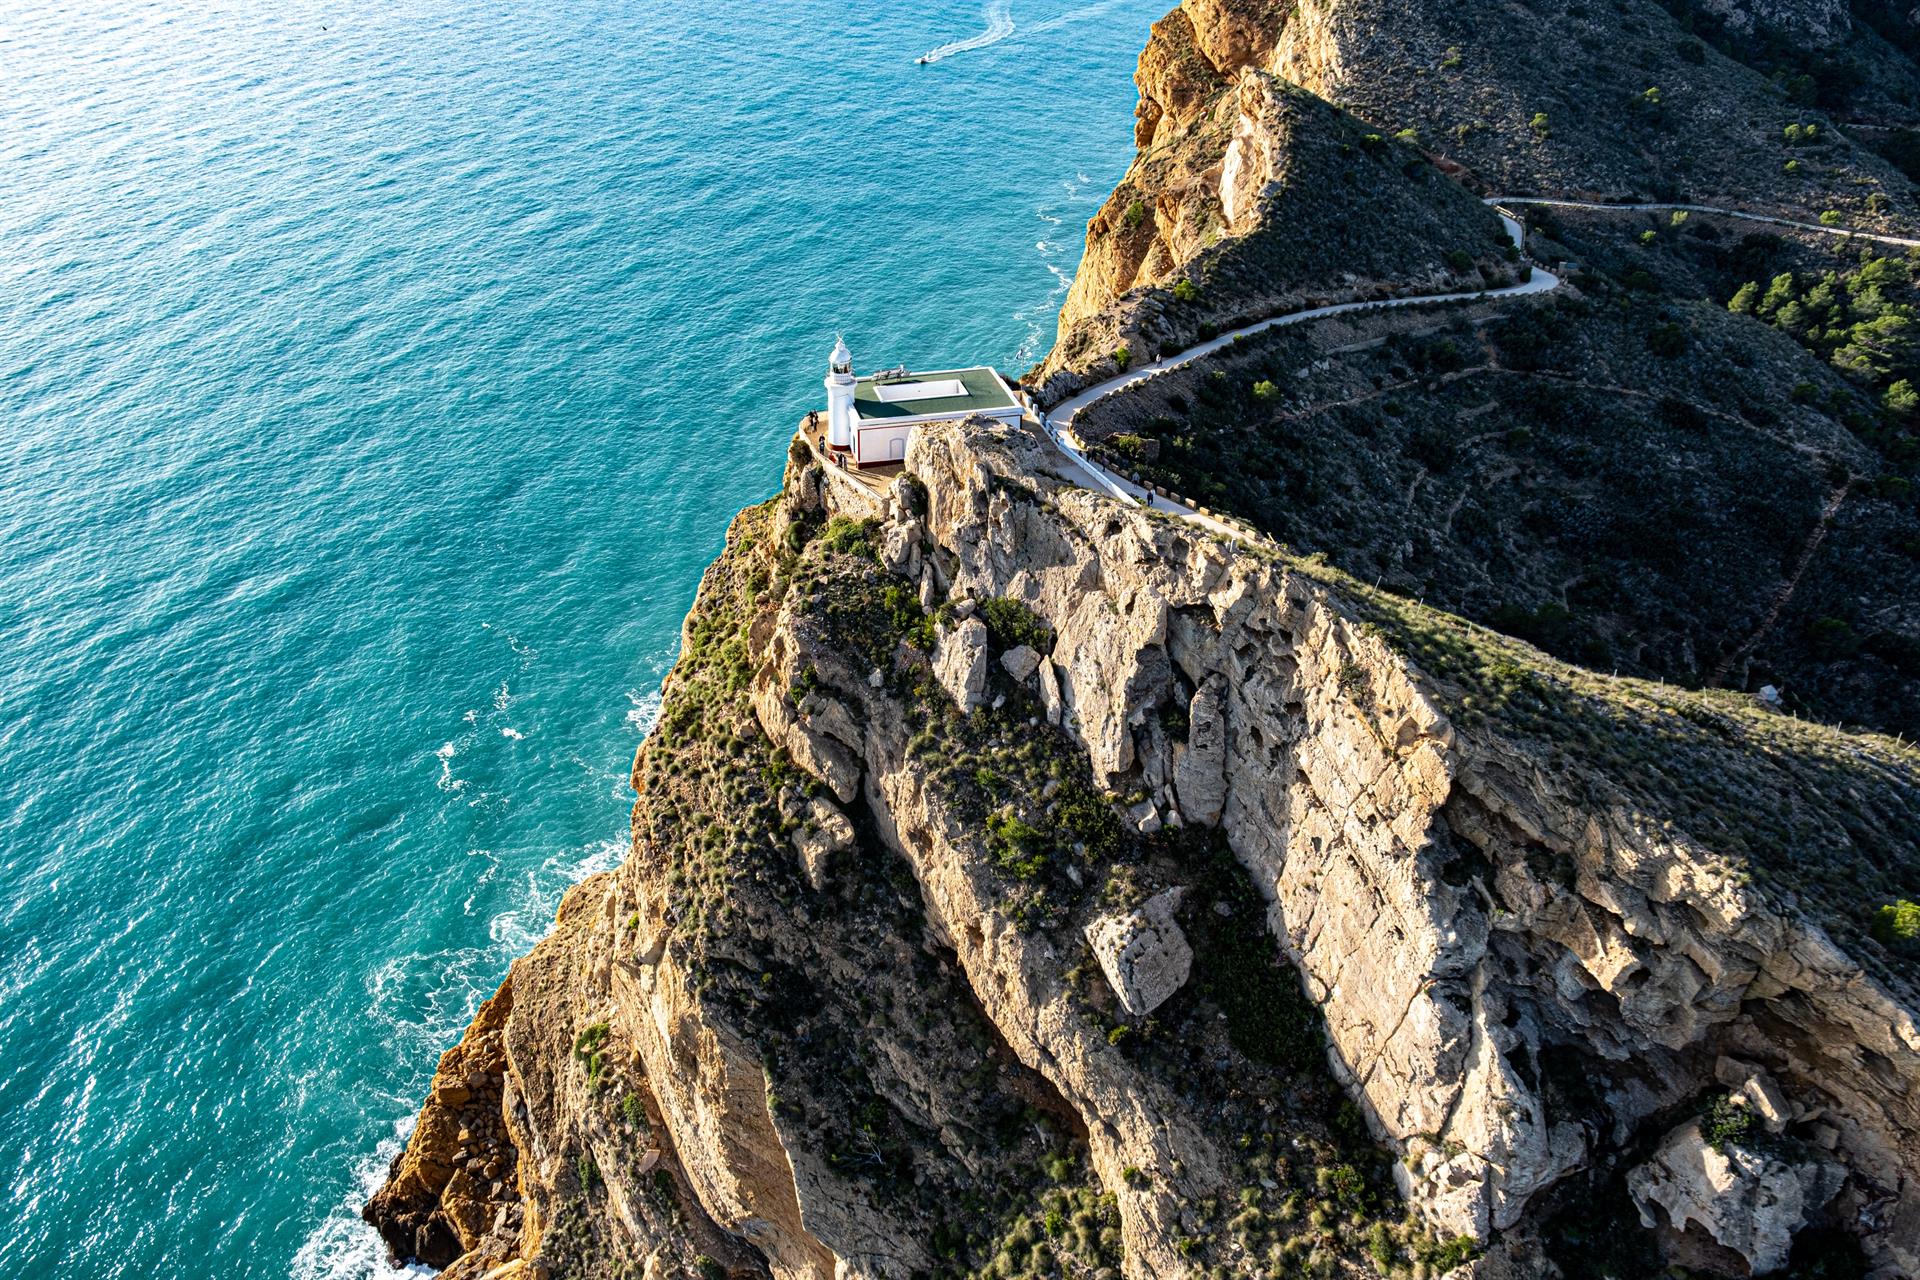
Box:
[853,367,1017,421]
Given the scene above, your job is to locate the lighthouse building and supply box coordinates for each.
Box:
[821,339,1023,468]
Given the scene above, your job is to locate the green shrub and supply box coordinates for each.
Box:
[694,1256,725,1280]
[1871,899,1920,948]
[620,1092,650,1131]
[1418,1235,1481,1272]
[1123,199,1147,230]
[1251,379,1278,400]
[987,810,1049,880]
[1367,1221,1396,1267]
[573,1022,612,1084]
[980,597,1052,653]
[1172,277,1202,304]
[1647,322,1688,358]
[1703,1092,1755,1150]
[819,516,878,559]
[577,1152,599,1191]
[882,581,935,651]
[1114,345,1132,371]
[1808,616,1859,658]
[1529,111,1551,138]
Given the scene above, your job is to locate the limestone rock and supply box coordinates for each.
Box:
[1628,1120,1844,1275]
[880,521,923,580]
[1000,644,1042,682]
[1714,1058,1792,1135]
[364,979,519,1268]
[934,616,990,712]
[1037,659,1065,726]
[1173,677,1227,825]
[791,797,855,891]
[1086,888,1193,1016]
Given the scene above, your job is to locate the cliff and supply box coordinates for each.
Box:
[368,415,1920,1280]
[365,2,1920,1277]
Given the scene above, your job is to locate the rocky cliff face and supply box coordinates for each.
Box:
[368,414,1920,1280]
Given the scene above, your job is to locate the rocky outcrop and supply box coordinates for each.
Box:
[1697,0,1853,43]
[364,3,1920,1278]
[1086,887,1194,1016]
[363,979,521,1274]
[371,410,1920,1280]
[1037,58,1509,400]
[933,614,990,712]
[895,418,1920,1271]
[1628,1119,1845,1274]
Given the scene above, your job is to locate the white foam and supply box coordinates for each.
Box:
[434,741,466,792]
[500,727,524,741]
[917,0,1014,63]
[289,1116,433,1280]
[626,685,664,738]
[1021,0,1131,38]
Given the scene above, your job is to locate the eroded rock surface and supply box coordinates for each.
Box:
[1086,887,1194,1016]
[1628,1120,1845,1275]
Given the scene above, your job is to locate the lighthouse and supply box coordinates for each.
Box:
[824,336,857,452]
[813,337,1024,468]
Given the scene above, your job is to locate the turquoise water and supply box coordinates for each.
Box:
[0,2,1158,1274]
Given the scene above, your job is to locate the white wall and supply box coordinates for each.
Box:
[853,408,1023,465]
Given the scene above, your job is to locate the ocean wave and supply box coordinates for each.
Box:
[289,1116,433,1280]
[308,830,626,1277]
[916,0,1014,63]
[433,741,464,792]
[626,685,664,737]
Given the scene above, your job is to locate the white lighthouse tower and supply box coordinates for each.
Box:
[824,336,857,452]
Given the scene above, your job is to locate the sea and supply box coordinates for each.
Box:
[0,2,1161,1274]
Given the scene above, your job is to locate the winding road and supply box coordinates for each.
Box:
[1034,198,1916,517]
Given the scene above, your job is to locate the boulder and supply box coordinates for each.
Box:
[935,617,990,712]
[1714,1058,1792,1135]
[1627,1119,1843,1275]
[881,521,923,580]
[1000,644,1042,682]
[1085,888,1193,1016]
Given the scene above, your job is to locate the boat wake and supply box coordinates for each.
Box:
[917,0,1015,63]
[1021,0,1133,38]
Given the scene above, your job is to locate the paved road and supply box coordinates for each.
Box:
[1493,196,1920,249]
[1032,197,1911,517]
[1036,203,1552,513]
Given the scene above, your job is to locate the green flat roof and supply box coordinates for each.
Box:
[854,367,1017,421]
